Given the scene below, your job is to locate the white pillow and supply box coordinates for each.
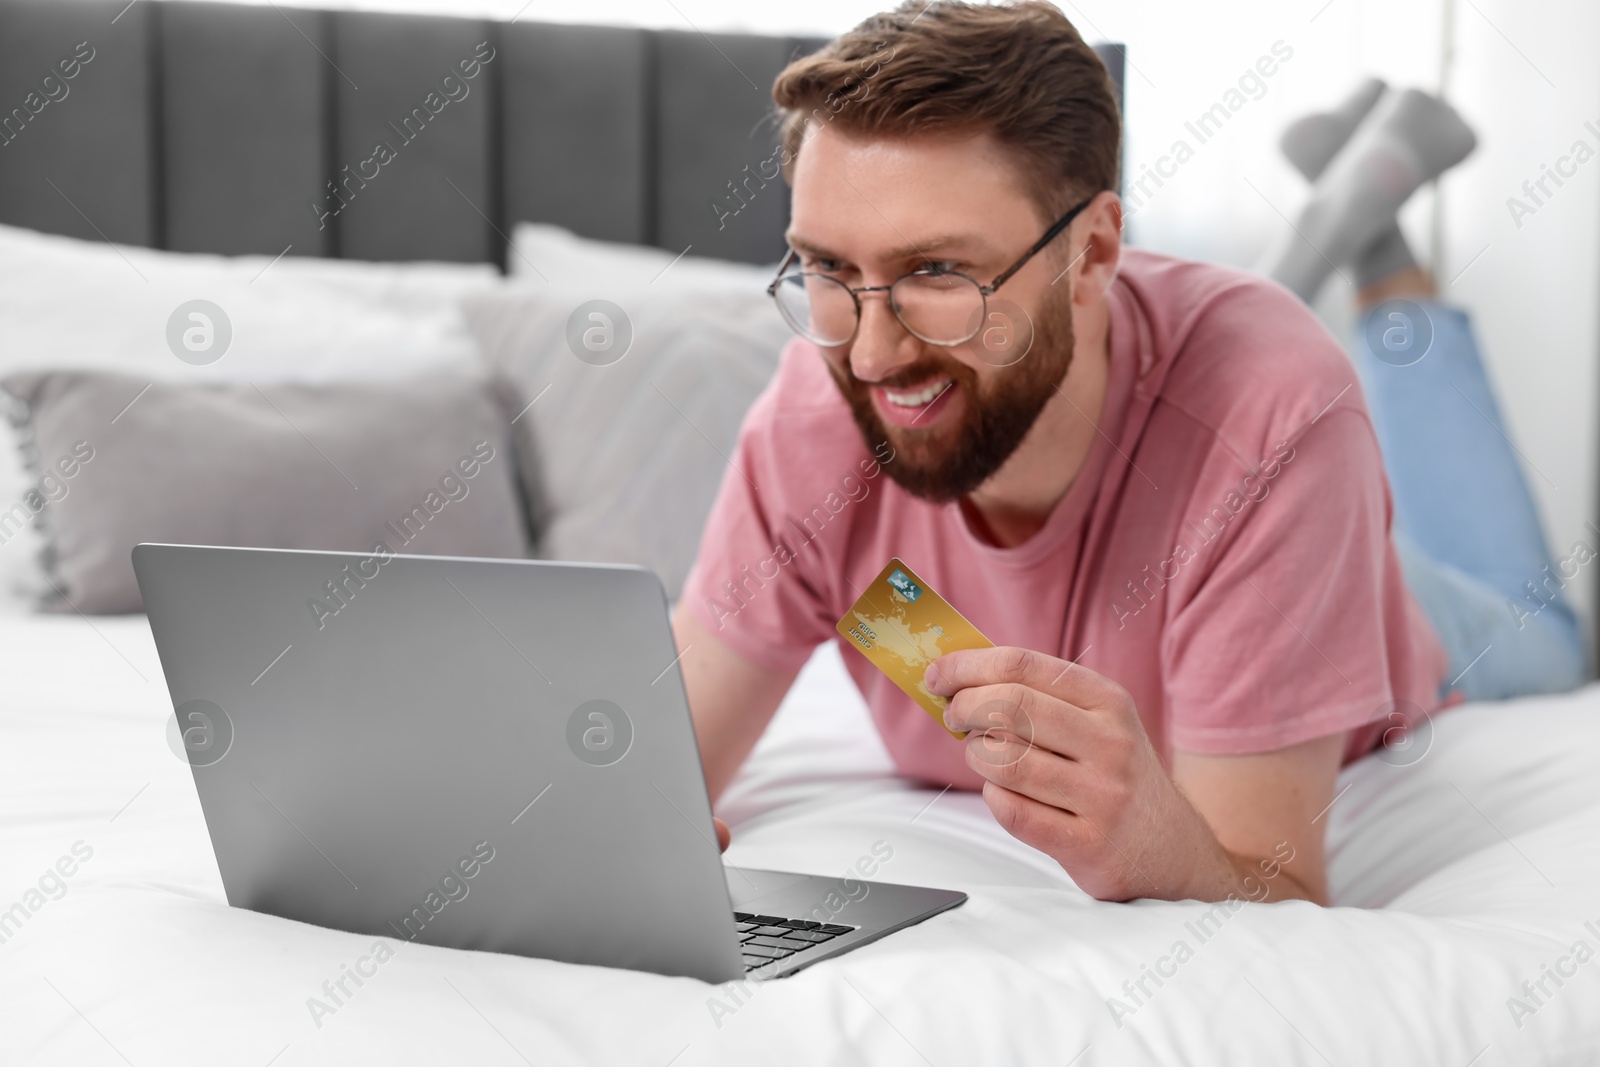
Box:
[507,221,778,293]
[463,283,788,600]
[0,222,503,609]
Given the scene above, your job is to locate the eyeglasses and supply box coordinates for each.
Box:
[766,194,1096,348]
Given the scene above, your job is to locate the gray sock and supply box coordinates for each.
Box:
[1267,88,1475,301]
[1352,225,1418,290]
[1281,78,1418,289]
[1280,77,1387,178]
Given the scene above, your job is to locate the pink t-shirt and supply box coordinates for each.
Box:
[682,249,1447,786]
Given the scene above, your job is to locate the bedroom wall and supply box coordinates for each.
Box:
[1436,0,1600,636]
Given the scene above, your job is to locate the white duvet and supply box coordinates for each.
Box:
[2,613,1598,1066]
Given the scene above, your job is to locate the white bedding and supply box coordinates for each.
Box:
[2,613,1598,1066]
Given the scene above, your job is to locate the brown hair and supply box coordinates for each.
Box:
[772,1,1121,221]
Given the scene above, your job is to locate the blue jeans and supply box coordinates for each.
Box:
[1357,299,1588,701]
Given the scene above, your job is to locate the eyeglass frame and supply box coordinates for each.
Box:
[765,193,1099,348]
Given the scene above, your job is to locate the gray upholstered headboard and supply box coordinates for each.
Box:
[0,0,1124,268]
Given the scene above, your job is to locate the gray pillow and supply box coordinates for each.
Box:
[1,371,530,613]
[463,286,786,600]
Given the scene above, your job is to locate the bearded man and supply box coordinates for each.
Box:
[674,1,1478,905]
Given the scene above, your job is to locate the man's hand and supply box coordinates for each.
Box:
[926,646,1332,904]
[714,816,731,852]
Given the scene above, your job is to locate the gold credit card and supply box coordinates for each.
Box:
[836,558,994,738]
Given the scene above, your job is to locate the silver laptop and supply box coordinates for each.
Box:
[133,544,965,983]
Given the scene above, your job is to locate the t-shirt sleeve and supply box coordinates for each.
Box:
[1161,406,1410,754]
[680,383,842,676]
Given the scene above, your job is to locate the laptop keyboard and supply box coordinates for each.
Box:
[733,912,857,971]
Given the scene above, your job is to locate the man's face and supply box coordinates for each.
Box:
[787,128,1077,502]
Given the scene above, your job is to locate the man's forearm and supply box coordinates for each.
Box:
[1160,793,1316,905]
[929,645,1335,907]
[671,604,797,802]
[1190,846,1317,904]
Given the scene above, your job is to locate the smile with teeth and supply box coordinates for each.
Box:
[882,379,953,407]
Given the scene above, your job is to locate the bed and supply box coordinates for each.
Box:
[1,1,1596,1064]
[1,613,1598,1065]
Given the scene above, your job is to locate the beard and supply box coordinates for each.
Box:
[824,284,1076,502]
